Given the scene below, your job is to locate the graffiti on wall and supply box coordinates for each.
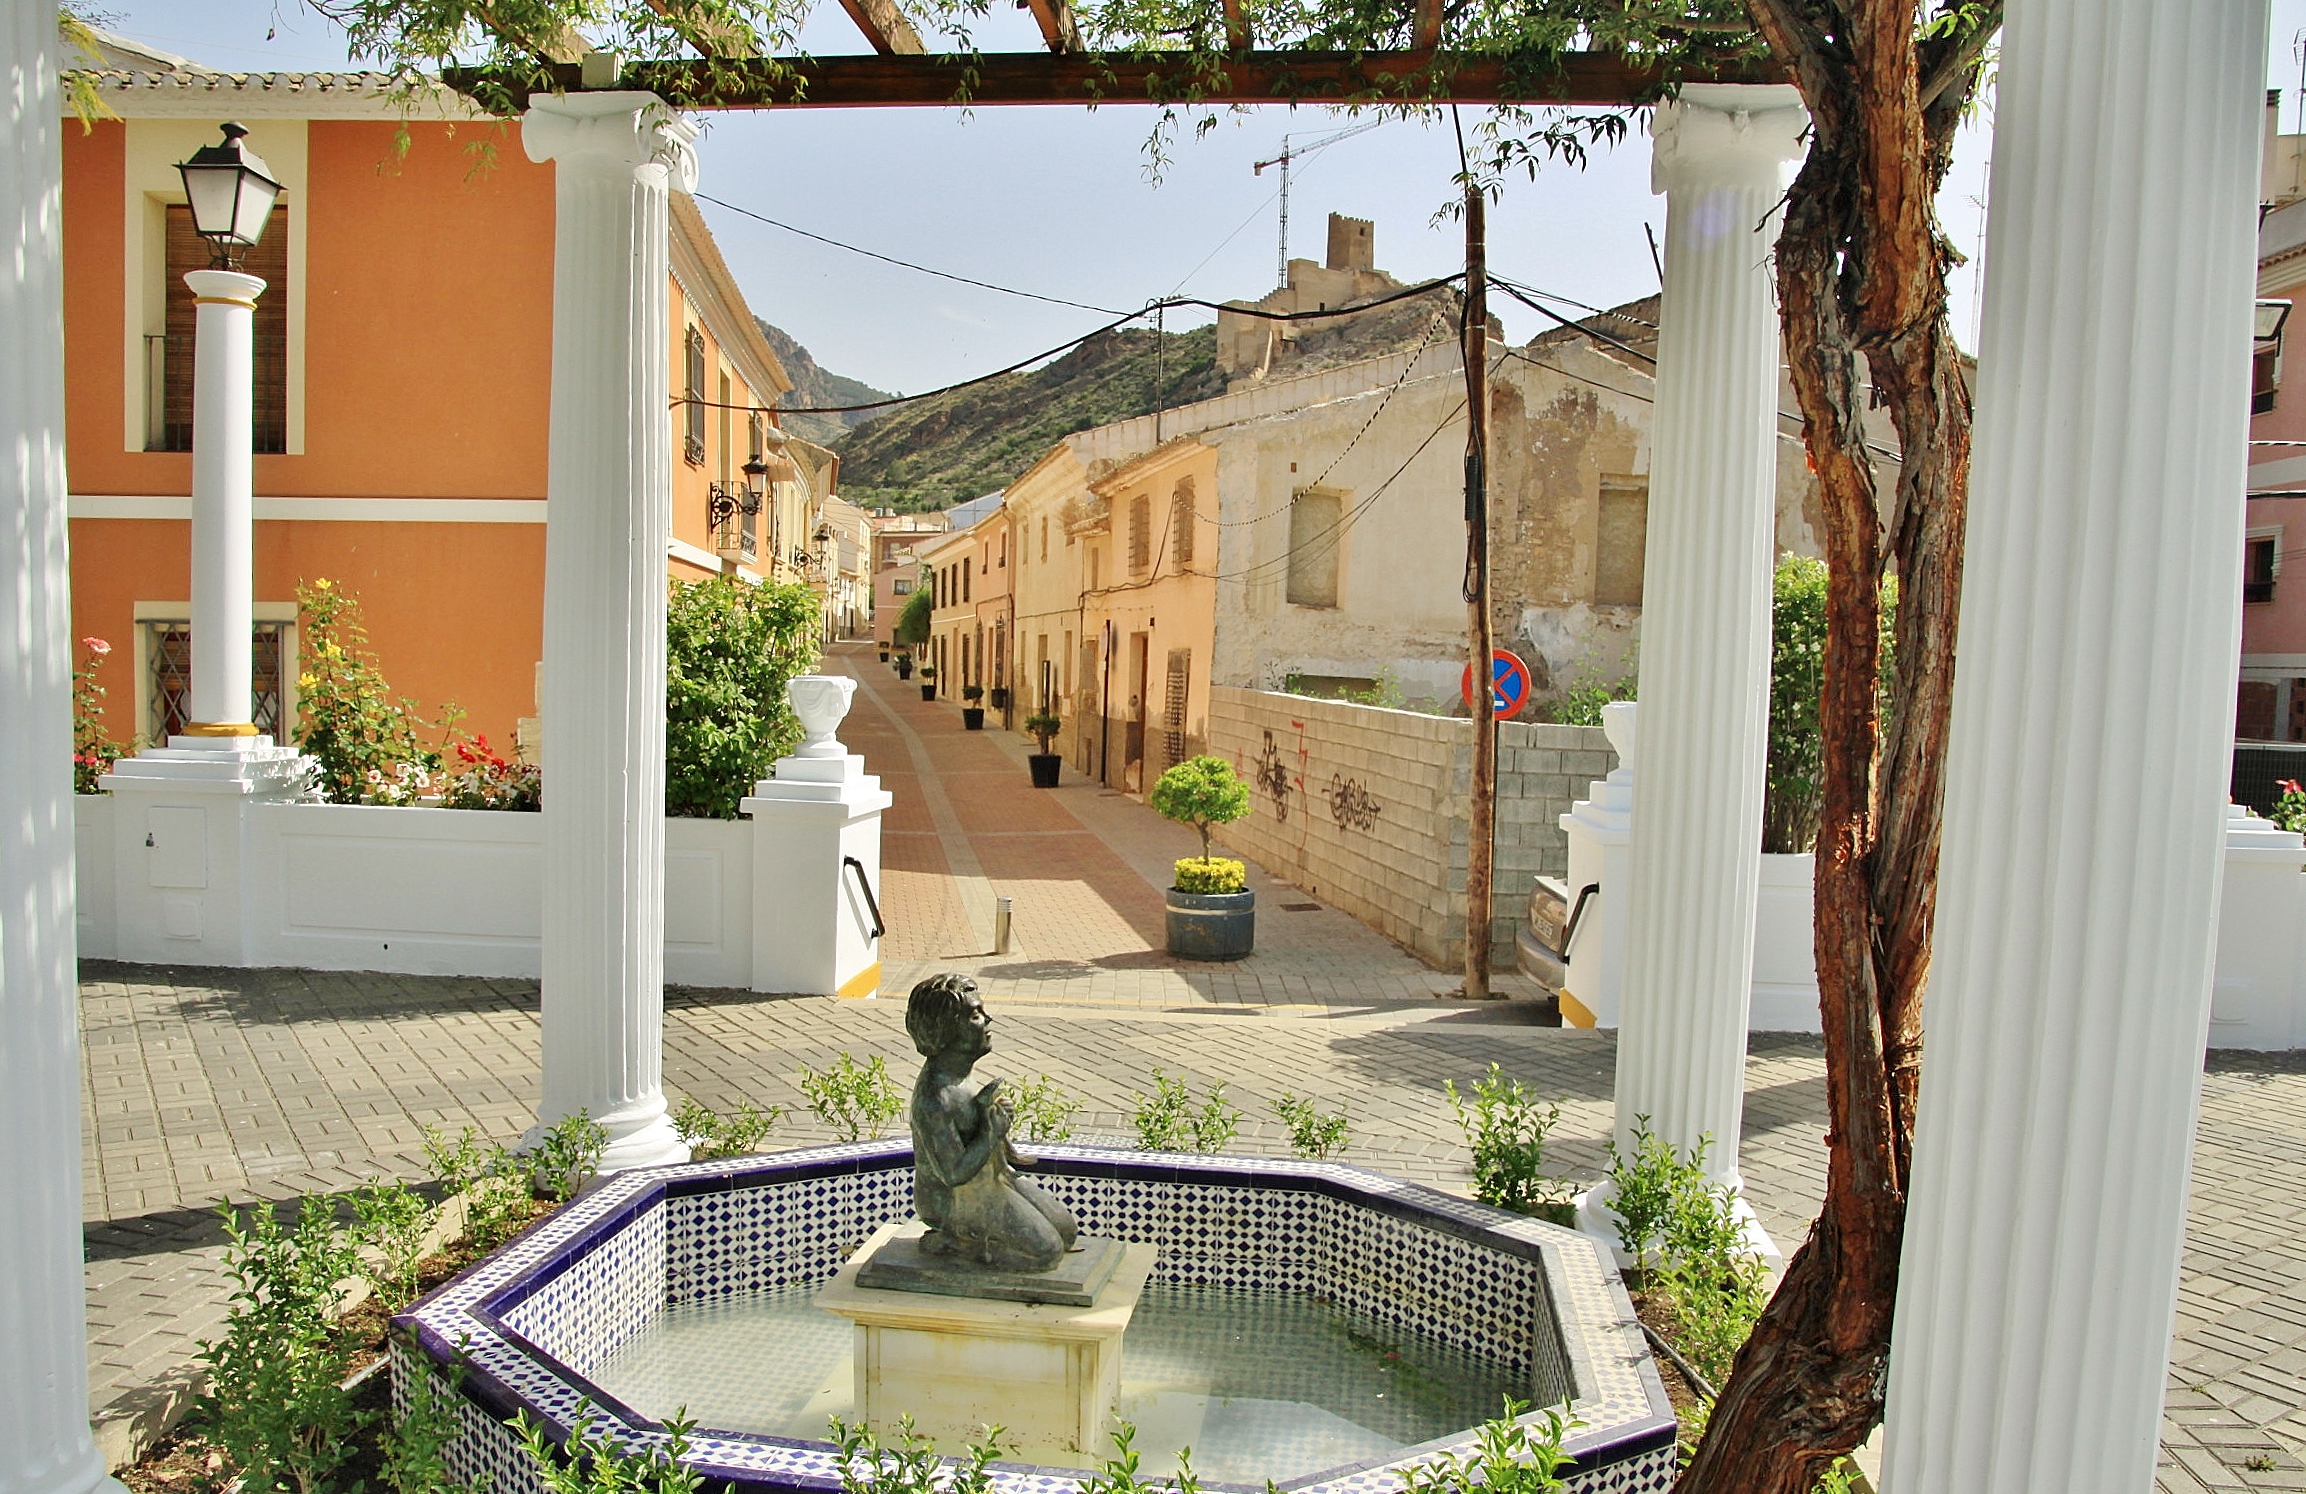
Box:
[1327,774,1382,832]
[1254,729,1293,823]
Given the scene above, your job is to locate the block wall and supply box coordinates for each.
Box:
[1206,687,1615,969]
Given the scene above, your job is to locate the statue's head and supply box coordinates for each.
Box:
[906,973,990,1059]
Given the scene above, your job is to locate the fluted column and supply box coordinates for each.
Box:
[1881,4,2267,1491]
[0,0,129,1489]
[523,92,697,1170]
[183,268,263,735]
[1608,85,1806,1203]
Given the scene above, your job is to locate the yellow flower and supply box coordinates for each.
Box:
[313,577,333,591]
[298,673,316,689]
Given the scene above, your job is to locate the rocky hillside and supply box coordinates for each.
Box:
[829,325,1226,514]
[756,319,897,449]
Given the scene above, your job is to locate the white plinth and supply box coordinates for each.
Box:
[99,738,314,965]
[818,1221,1157,1467]
[1557,701,1636,1029]
[2207,805,2306,1050]
[741,745,891,999]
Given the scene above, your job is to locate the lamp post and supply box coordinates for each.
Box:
[707,454,768,561]
[175,122,280,741]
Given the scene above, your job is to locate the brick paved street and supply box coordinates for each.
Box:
[72,644,2306,1488]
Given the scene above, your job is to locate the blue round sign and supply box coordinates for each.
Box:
[1461,649,1531,718]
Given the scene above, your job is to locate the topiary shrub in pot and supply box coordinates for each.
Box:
[1151,755,1255,960]
[1024,711,1063,787]
[895,651,913,680]
[918,664,937,703]
[961,683,985,730]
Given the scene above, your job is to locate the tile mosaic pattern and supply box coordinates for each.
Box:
[398,1141,1677,1494]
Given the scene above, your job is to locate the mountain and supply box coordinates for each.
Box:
[830,324,1227,515]
[755,319,898,449]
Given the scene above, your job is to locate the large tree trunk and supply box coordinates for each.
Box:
[1675,4,1990,1490]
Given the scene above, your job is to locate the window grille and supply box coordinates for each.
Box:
[1163,648,1191,773]
[1171,481,1195,567]
[683,327,708,466]
[146,620,287,743]
[1129,494,1152,574]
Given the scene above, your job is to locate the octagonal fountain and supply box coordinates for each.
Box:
[392,1140,1678,1493]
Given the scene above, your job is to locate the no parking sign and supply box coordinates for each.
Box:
[1461,649,1531,719]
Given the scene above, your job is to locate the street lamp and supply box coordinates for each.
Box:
[170,123,277,740]
[707,455,768,557]
[176,123,281,270]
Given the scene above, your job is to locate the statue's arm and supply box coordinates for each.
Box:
[916,1093,1000,1185]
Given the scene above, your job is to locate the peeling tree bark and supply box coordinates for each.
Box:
[1675,4,1991,1491]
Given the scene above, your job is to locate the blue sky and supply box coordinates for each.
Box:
[85,3,2306,395]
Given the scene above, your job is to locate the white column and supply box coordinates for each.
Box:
[183,268,263,735]
[523,92,697,1170]
[1881,4,2268,1492]
[0,0,130,1489]
[1607,85,1806,1207]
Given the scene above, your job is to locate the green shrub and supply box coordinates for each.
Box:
[962,683,984,703]
[73,635,124,791]
[672,1096,783,1161]
[1764,556,1899,854]
[1603,1115,1682,1272]
[1150,755,1251,862]
[1272,1093,1349,1159]
[1008,1073,1082,1143]
[1446,1064,1567,1217]
[382,1346,485,1494]
[2274,778,2306,835]
[1400,1399,1578,1494]
[665,574,819,819]
[893,585,933,647]
[1171,856,1246,894]
[423,1123,536,1249]
[515,1404,712,1494]
[351,1178,433,1312]
[798,1053,904,1141]
[1550,672,1636,727]
[529,1110,609,1202]
[1023,711,1062,753]
[295,578,453,805]
[201,1199,366,1494]
[1131,1068,1238,1153]
[831,1414,1007,1494]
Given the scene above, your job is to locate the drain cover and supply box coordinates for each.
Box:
[1281,902,1321,912]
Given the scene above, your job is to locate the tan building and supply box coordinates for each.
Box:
[919,492,1007,706]
[869,510,946,648]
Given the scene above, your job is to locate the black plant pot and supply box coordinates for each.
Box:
[879,649,890,663]
[920,685,937,702]
[1028,753,1061,788]
[988,687,1009,710]
[962,707,986,730]
[1165,887,1255,961]
[896,660,913,679]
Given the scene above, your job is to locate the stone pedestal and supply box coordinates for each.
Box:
[819,1221,1157,1467]
[1880,3,2269,1490]
[522,92,699,1171]
[0,0,129,1485]
[741,675,891,998]
[2207,805,2306,1050]
[100,738,312,965]
[182,268,264,735]
[1555,700,1635,1029]
[1609,84,1805,1233]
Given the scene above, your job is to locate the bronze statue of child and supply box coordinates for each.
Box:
[904,974,1079,1272]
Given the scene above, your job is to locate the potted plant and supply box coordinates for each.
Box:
[895,651,913,680]
[879,644,891,663]
[1024,710,1063,788]
[961,683,986,730]
[1150,755,1255,960]
[988,685,1009,711]
[918,664,937,703]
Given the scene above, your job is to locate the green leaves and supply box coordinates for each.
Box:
[1763,556,1898,854]
[1131,1068,1240,1153]
[1445,1063,1567,1217]
[1149,755,1251,861]
[1272,1092,1349,1159]
[797,1053,905,1140]
[665,574,820,819]
[201,1200,367,1494]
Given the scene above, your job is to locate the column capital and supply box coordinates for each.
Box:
[522,90,700,193]
[182,268,267,304]
[1650,83,1808,195]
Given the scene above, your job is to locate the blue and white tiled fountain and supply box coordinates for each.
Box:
[392,1143,1679,1493]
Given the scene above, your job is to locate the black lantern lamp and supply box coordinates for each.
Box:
[176,123,281,269]
[707,456,769,538]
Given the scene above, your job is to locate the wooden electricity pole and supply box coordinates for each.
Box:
[1461,182,1496,1000]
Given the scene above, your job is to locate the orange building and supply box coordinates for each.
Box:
[60,65,817,752]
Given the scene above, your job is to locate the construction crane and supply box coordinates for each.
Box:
[1252,119,1384,288]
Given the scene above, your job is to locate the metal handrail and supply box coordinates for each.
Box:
[843,855,885,939]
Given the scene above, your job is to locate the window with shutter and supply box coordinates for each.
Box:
[156,205,288,453]
[1129,493,1152,574]
[1171,481,1195,567]
[682,327,707,466]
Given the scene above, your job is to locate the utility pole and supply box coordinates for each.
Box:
[1461,181,1496,1000]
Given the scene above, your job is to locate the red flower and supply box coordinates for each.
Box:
[82,636,111,656]
[2282,779,2302,796]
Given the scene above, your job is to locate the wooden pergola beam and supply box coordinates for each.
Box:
[644,0,760,58]
[835,0,928,56]
[446,49,1781,109]
[1022,0,1084,54]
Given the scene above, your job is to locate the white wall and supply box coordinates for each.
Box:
[79,799,758,987]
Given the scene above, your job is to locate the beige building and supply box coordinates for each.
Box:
[919,492,1008,707]
[869,510,946,648]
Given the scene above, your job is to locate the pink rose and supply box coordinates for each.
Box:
[82,637,111,656]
